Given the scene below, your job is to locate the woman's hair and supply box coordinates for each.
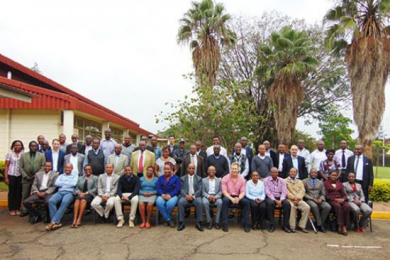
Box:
[10,140,24,150]
[329,169,338,176]
[162,146,170,153]
[326,149,335,155]
[164,161,174,170]
[146,165,155,171]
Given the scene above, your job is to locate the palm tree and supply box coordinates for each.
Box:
[324,0,390,156]
[177,0,236,87]
[256,26,318,145]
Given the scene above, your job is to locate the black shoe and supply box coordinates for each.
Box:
[290,228,296,233]
[268,225,276,233]
[283,227,292,233]
[214,223,221,230]
[244,226,251,233]
[20,211,28,217]
[298,227,309,233]
[177,223,185,231]
[318,226,327,233]
[195,222,204,232]
[29,215,39,224]
[252,223,257,230]
[207,222,213,230]
[167,220,175,228]
[222,225,229,232]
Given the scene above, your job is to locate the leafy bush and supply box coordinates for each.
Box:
[369,179,390,202]
[0,160,5,182]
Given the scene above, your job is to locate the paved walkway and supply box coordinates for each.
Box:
[0,209,389,260]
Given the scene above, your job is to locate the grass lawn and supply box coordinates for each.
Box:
[0,182,8,192]
[374,166,390,179]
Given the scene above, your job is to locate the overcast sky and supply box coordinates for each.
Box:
[1,0,389,138]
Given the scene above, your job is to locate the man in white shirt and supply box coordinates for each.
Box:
[296,139,310,162]
[229,143,249,178]
[309,140,327,174]
[64,144,85,176]
[334,140,354,182]
[206,136,228,158]
[276,144,288,178]
[100,129,117,162]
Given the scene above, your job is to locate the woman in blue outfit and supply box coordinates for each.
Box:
[155,162,181,227]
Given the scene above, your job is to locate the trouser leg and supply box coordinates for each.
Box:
[289,201,297,229]
[193,199,202,223]
[91,196,104,217]
[281,199,291,229]
[104,197,115,218]
[359,203,372,228]
[8,176,22,211]
[202,198,211,223]
[240,198,250,228]
[249,199,257,226]
[215,198,222,224]
[297,201,310,229]
[129,196,139,221]
[21,177,33,212]
[178,198,188,223]
[348,202,360,227]
[156,196,170,221]
[306,200,321,226]
[265,197,275,227]
[51,193,74,224]
[221,197,231,226]
[48,192,62,222]
[23,194,43,218]
[258,201,266,226]
[114,196,124,220]
[320,201,331,227]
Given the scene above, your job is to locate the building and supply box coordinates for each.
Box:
[0,53,154,156]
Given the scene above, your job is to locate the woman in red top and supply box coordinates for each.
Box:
[324,170,350,235]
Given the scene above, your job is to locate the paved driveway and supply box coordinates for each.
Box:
[0,209,389,260]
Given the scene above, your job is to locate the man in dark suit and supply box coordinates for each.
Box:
[177,163,203,231]
[282,145,308,179]
[181,144,206,177]
[172,139,187,176]
[206,145,229,178]
[346,144,374,202]
[195,140,208,160]
[272,143,289,178]
[45,139,65,174]
[239,136,254,166]
[66,134,83,156]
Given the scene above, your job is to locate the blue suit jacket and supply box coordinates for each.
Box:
[45,149,65,174]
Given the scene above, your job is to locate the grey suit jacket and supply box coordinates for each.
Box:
[107,154,129,175]
[303,178,326,201]
[201,177,222,199]
[30,170,59,195]
[180,174,202,198]
[97,173,120,197]
[343,182,365,203]
[64,153,85,176]
[76,174,98,196]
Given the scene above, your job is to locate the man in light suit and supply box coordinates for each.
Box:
[181,144,206,178]
[91,164,120,220]
[130,140,156,177]
[346,144,374,203]
[201,165,223,229]
[64,144,85,176]
[177,163,203,231]
[23,162,59,224]
[45,139,65,174]
[107,144,129,175]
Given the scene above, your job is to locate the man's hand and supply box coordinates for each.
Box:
[208,195,215,202]
[37,192,46,198]
[163,194,171,201]
[4,176,9,185]
[293,199,299,206]
[186,194,193,201]
[102,195,109,202]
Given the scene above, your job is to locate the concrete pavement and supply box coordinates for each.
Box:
[0,209,389,260]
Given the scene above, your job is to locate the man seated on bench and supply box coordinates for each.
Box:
[91,163,119,222]
[220,162,250,233]
[202,165,223,230]
[46,163,78,231]
[177,163,203,231]
[23,161,58,224]
[343,172,372,233]
[263,167,291,233]
[115,166,141,228]
[286,167,310,233]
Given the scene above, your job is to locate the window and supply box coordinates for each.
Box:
[74,116,102,141]
[110,126,124,143]
[129,132,137,144]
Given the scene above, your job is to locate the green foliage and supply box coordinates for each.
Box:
[369,179,390,202]
[291,130,317,151]
[318,109,354,149]
[157,78,264,152]
[0,160,4,182]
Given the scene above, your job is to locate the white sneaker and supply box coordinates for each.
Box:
[117,219,125,228]
[129,221,135,228]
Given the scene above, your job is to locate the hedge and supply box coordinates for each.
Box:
[0,160,4,182]
[369,179,390,202]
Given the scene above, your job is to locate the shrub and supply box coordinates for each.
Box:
[369,179,390,202]
[0,160,4,182]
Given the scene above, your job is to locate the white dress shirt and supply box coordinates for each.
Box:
[206,145,228,158]
[208,178,216,195]
[52,150,59,172]
[40,172,50,191]
[278,153,285,172]
[105,175,112,194]
[291,156,300,178]
[309,149,327,172]
[188,175,195,195]
[297,148,310,162]
[190,154,198,174]
[335,149,354,169]
[69,154,79,175]
[354,155,364,180]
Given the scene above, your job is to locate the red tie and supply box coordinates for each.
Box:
[138,152,144,173]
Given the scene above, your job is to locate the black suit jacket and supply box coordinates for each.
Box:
[181,154,206,178]
[346,155,374,188]
[66,142,84,156]
[282,155,308,180]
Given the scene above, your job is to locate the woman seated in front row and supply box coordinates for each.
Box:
[343,172,372,233]
[324,170,350,236]
[139,166,158,229]
[72,165,97,228]
[155,162,181,227]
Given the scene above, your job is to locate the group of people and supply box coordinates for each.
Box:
[3,131,373,235]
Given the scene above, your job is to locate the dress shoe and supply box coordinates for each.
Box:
[167,220,175,228]
[177,223,185,231]
[244,227,251,233]
[283,227,291,233]
[116,219,125,228]
[318,226,327,233]
[298,227,309,233]
[129,221,135,228]
[207,222,213,230]
[29,215,39,224]
[289,228,296,233]
[214,223,221,230]
[268,226,276,233]
[195,222,204,232]
[222,225,229,232]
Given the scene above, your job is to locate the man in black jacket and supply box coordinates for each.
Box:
[346,144,374,202]
[282,145,308,180]
[206,145,229,178]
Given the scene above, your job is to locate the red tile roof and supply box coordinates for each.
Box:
[0,53,154,136]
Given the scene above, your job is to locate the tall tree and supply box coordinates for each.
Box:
[256,26,318,145]
[177,0,236,87]
[324,0,390,156]
[318,108,355,149]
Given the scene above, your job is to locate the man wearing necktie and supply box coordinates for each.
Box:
[335,140,354,182]
[346,145,374,203]
[131,141,155,178]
